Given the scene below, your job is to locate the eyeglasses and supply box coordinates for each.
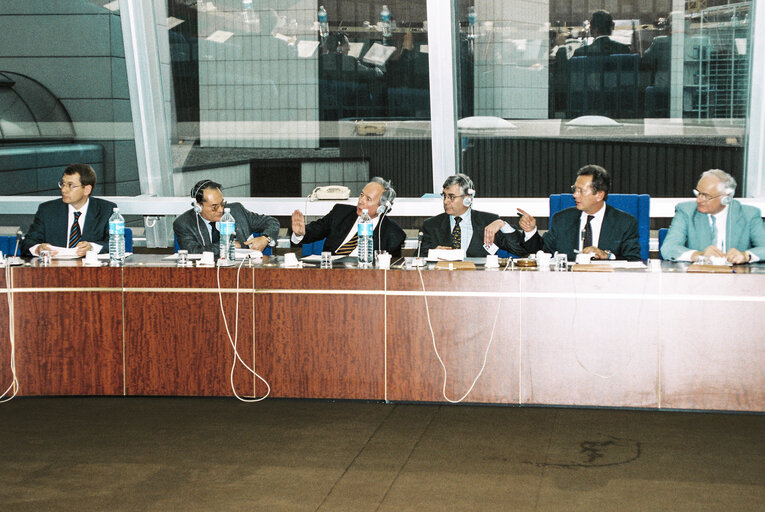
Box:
[440,192,467,201]
[693,189,724,202]
[58,181,83,190]
[570,185,591,195]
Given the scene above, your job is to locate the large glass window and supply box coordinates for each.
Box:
[456,0,754,198]
[166,0,431,199]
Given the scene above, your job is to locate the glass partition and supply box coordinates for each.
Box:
[166,0,432,199]
[456,0,754,198]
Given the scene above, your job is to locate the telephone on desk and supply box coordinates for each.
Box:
[309,186,350,201]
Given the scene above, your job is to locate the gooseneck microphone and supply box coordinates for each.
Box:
[14,230,22,257]
[416,231,423,258]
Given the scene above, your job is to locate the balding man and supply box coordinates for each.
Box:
[290,177,406,257]
[661,169,765,264]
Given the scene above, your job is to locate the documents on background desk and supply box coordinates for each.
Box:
[572,260,647,271]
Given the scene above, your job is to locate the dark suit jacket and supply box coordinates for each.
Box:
[21,197,116,255]
[420,209,526,258]
[290,204,406,257]
[523,205,641,261]
[173,202,280,256]
[573,36,630,57]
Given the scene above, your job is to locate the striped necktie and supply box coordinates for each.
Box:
[68,211,82,248]
[451,217,462,249]
[335,233,358,256]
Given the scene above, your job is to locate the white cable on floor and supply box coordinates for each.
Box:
[217,256,270,402]
[1,263,19,403]
[417,259,510,403]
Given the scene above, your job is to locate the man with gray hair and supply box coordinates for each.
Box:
[420,173,526,257]
[661,169,765,264]
[291,177,406,257]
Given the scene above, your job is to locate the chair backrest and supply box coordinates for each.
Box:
[658,227,668,260]
[567,54,639,118]
[125,228,133,253]
[301,238,326,256]
[549,193,651,260]
[173,232,272,255]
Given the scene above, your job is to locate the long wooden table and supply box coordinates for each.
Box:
[1,257,764,412]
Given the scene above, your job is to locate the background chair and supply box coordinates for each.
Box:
[301,238,326,257]
[125,228,133,253]
[658,227,668,260]
[549,193,651,260]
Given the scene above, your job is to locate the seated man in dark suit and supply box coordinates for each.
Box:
[290,177,406,257]
[22,163,116,256]
[661,169,765,264]
[518,165,641,261]
[573,9,630,57]
[420,173,526,258]
[174,179,279,256]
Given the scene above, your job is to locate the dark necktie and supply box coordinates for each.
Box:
[68,211,82,248]
[335,233,358,256]
[210,220,220,244]
[451,216,462,249]
[582,215,594,249]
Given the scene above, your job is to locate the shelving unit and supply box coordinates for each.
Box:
[683,2,751,120]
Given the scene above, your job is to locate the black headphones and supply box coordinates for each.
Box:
[191,180,213,214]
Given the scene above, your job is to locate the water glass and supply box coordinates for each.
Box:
[39,249,52,266]
[177,250,189,266]
[554,252,568,271]
[320,251,332,269]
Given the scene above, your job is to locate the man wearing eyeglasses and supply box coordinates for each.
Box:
[290,177,406,257]
[174,179,279,255]
[420,173,526,257]
[661,169,765,264]
[21,163,116,257]
[517,165,641,261]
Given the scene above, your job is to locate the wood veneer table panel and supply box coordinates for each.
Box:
[385,270,521,403]
[11,266,124,395]
[519,271,662,408]
[658,273,765,411]
[0,270,11,393]
[123,267,254,396]
[252,268,385,399]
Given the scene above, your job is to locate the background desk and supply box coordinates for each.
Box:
[1,258,764,412]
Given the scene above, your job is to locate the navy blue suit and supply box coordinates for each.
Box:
[420,209,527,258]
[21,197,116,256]
[290,204,406,257]
[523,205,641,261]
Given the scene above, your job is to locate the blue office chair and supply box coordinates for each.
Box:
[549,193,651,260]
[125,228,133,253]
[301,238,326,256]
[658,228,668,260]
[173,232,273,255]
[0,235,19,257]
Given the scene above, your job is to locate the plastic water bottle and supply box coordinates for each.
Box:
[357,209,374,268]
[318,5,329,39]
[380,5,391,38]
[108,207,125,263]
[218,208,236,263]
[467,6,476,40]
[242,0,255,24]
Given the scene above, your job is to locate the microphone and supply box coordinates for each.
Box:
[8,230,23,265]
[416,231,423,258]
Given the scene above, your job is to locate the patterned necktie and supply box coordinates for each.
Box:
[335,233,358,256]
[68,211,82,248]
[451,216,462,249]
[582,215,594,249]
[210,220,220,244]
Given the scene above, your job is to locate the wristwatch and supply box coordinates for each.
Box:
[263,235,275,247]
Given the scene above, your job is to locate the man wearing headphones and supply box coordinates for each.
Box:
[290,177,406,257]
[517,165,641,261]
[174,180,279,255]
[420,173,526,257]
[661,169,765,264]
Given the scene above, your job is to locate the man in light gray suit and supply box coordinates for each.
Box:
[661,169,765,264]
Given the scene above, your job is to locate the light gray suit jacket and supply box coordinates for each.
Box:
[661,200,765,261]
